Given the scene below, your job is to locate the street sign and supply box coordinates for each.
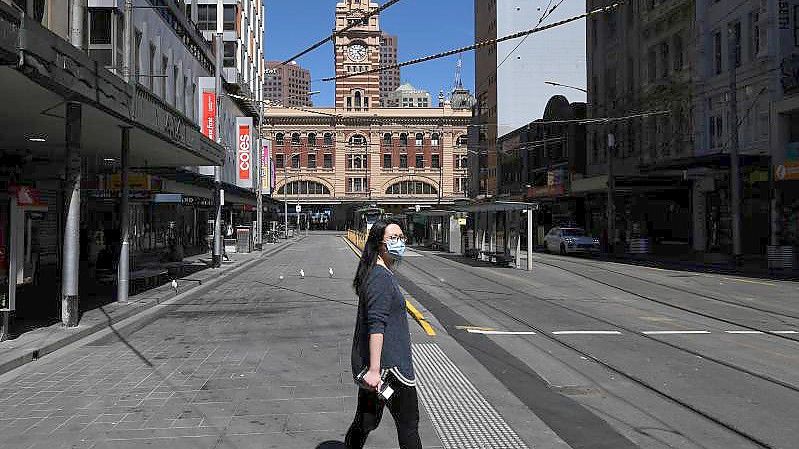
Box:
[295,204,302,213]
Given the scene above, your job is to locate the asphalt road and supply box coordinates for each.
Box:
[393,247,799,449]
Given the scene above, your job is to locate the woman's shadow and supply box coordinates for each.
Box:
[315,441,345,449]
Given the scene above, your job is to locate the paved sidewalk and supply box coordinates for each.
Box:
[0,235,441,448]
[0,240,294,377]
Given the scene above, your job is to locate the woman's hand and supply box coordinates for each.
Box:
[363,369,382,391]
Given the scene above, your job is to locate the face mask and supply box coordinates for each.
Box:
[385,239,406,260]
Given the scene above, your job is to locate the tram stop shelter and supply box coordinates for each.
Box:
[456,201,540,271]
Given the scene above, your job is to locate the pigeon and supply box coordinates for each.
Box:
[329,267,334,278]
[171,279,179,294]
[299,269,305,279]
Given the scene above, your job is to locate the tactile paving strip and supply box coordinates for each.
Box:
[412,343,529,449]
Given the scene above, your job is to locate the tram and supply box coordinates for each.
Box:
[353,206,385,233]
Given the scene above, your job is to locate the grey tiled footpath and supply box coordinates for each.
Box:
[0,247,280,377]
[0,235,459,449]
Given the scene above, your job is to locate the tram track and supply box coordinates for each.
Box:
[529,254,799,340]
[398,250,799,449]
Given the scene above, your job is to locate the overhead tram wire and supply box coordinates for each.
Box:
[279,0,404,66]
[496,0,565,70]
[321,2,622,82]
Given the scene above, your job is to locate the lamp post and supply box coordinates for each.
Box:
[212,0,223,268]
[607,132,616,255]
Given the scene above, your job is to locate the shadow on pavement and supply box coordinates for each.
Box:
[315,441,346,449]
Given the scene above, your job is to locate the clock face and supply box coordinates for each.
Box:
[348,44,368,62]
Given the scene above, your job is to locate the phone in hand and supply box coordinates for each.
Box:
[356,369,394,400]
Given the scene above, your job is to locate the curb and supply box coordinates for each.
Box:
[0,239,300,378]
[341,235,436,336]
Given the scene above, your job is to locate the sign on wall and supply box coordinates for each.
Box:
[236,117,253,188]
[262,142,273,195]
[201,89,216,140]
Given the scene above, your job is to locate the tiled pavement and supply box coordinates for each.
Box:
[0,235,443,449]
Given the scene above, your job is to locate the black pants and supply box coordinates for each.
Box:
[345,375,422,449]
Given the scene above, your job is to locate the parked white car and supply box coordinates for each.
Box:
[544,227,600,255]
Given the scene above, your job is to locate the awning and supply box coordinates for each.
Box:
[639,152,770,172]
[0,5,224,167]
[455,201,540,213]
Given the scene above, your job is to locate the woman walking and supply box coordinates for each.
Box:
[346,220,422,449]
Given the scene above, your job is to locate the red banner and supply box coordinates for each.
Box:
[237,124,252,181]
[201,91,216,140]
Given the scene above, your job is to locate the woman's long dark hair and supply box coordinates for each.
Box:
[353,220,398,298]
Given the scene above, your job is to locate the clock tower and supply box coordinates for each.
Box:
[334,0,382,110]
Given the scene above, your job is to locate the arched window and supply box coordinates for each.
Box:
[349,134,367,146]
[431,133,440,146]
[399,133,408,146]
[354,91,362,109]
[278,180,331,195]
[385,180,438,195]
[291,133,301,145]
[324,133,334,146]
[308,133,317,146]
[275,133,285,145]
[456,134,468,146]
[383,133,393,144]
[415,133,424,146]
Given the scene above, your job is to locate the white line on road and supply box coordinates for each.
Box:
[773,330,799,334]
[642,331,711,335]
[725,330,764,334]
[467,329,537,335]
[721,277,777,286]
[552,330,623,335]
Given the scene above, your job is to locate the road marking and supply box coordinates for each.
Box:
[773,330,799,334]
[456,325,496,331]
[721,277,777,286]
[467,329,537,335]
[642,330,711,335]
[725,330,764,334]
[552,330,622,335]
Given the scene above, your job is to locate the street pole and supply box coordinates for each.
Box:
[527,208,534,271]
[122,0,132,82]
[606,132,616,255]
[284,167,288,238]
[728,25,742,263]
[62,102,82,327]
[212,4,223,268]
[118,0,132,301]
[255,100,264,250]
[117,127,130,302]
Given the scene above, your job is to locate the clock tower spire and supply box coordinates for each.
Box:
[334,1,382,110]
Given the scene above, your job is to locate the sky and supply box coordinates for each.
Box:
[265,0,476,107]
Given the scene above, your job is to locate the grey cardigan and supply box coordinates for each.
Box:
[351,265,416,385]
